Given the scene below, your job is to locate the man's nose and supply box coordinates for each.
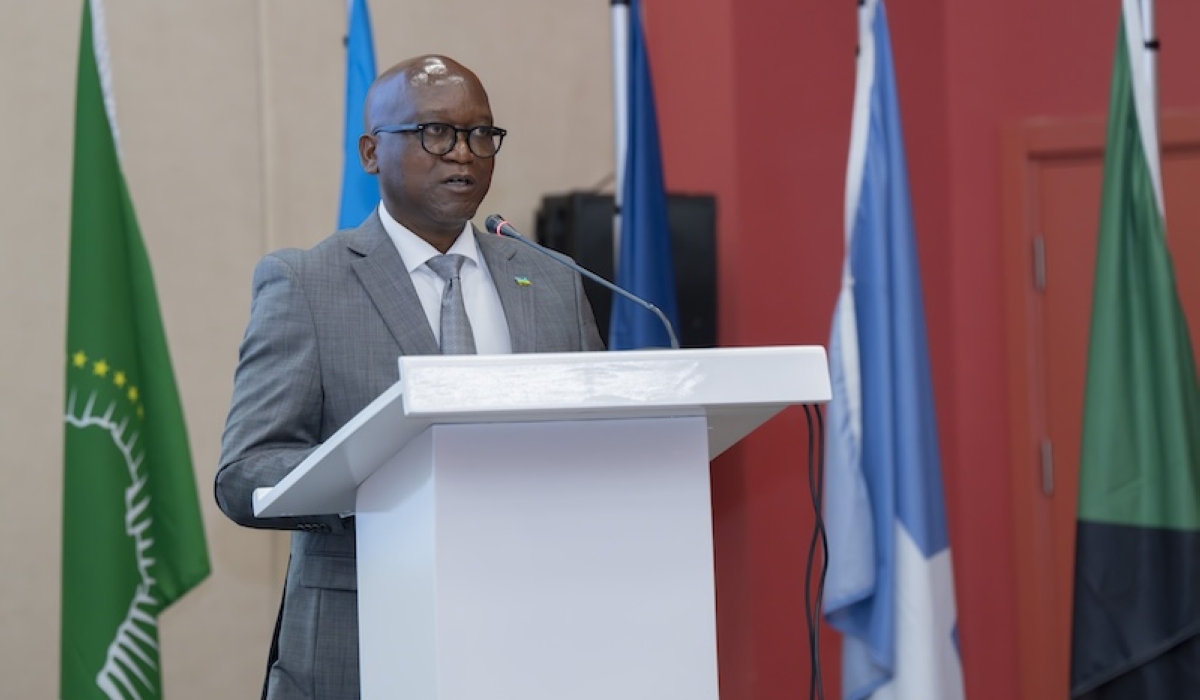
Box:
[445,131,473,161]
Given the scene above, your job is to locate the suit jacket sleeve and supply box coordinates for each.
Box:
[215,252,344,532]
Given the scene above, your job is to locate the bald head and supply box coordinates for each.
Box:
[357,54,498,250]
[364,55,488,132]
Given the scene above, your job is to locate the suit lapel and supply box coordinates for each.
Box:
[347,215,440,356]
[476,229,537,353]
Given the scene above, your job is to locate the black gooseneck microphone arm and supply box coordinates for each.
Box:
[484,214,680,350]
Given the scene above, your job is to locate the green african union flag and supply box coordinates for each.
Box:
[61,2,210,698]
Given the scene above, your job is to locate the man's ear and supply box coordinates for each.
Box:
[359,134,379,174]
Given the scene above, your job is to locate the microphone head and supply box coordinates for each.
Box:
[484,214,507,235]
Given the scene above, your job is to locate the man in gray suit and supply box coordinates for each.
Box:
[215,54,604,699]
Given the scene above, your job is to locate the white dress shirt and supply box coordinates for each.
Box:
[377,203,513,355]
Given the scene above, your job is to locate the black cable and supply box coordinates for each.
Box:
[815,407,829,689]
[804,405,824,699]
[804,404,829,700]
[803,405,820,700]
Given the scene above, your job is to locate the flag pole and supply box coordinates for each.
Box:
[1122,0,1164,215]
[610,0,629,266]
[1139,0,1155,115]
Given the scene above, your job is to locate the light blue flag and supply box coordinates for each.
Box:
[609,0,680,350]
[822,1,965,699]
[337,0,378,229]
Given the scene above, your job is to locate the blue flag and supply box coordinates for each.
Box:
[608,0,680,350]
[822,2,965,698]
[337,0,378,229]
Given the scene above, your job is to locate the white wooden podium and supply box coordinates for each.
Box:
[254,346,830,700]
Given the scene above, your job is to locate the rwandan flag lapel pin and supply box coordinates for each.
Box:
[514,276,532,287]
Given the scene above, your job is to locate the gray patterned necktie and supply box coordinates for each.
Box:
[425,254,477,355]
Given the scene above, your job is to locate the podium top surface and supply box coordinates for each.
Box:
[254,345,830,518]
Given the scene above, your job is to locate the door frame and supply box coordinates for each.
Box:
[1002,111,1200,700]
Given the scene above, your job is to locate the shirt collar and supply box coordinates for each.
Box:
[377,202,480,273]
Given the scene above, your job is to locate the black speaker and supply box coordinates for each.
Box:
[535,192,717,348]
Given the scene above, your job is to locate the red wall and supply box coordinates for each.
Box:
[640,1,1200,699]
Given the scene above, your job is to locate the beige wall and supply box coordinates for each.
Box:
[0,0,613,696]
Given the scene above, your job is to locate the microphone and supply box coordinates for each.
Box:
[484,214,680,349]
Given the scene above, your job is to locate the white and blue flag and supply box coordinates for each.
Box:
[823,2,965,699]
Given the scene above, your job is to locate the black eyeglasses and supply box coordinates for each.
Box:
[371,122,507,158]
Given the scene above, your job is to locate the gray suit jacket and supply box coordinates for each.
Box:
[216,213,604,699]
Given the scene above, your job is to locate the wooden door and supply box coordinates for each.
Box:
[1002,112,1200,700]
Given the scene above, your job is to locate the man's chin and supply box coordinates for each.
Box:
[437,203,483,228]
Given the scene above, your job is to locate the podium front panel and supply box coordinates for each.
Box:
[356,416,719,700]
